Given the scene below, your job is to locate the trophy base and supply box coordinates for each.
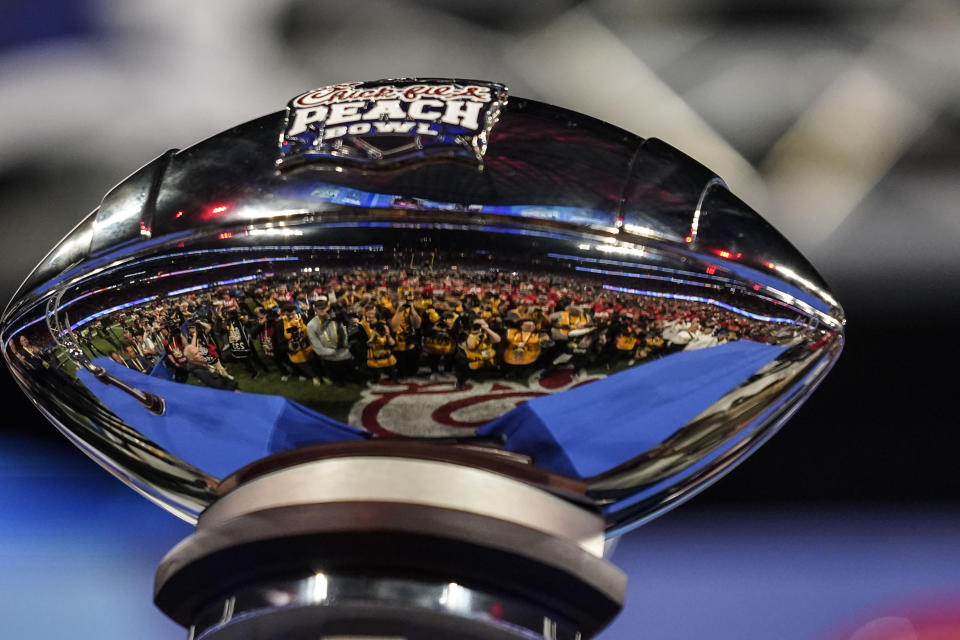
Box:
[154,448,626,640]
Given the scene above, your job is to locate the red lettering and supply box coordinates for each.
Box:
[459,86,490,100]
[294,83,496,109]
[403,85,427,100]
[292,84,361,107]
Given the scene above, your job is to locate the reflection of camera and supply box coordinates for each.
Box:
[287,326,307,352]
[330,303,349,324]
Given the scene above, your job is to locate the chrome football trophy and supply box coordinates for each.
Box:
[1,79,844,639]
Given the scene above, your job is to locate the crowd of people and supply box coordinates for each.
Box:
[80,267,805,393]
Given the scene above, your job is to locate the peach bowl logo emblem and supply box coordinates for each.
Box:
[348,368,604,437]
[278,78,508,170]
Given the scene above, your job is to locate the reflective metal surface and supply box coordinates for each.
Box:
[0,79,843,536]
[154,453,622,639]
[189,573,581,640]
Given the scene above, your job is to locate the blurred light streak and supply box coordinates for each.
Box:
[762,0,960,249]
[602,284,809,326]
[509,7,769,212]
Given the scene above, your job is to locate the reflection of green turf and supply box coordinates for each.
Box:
[75,322,362,424]
[219,361,364,425]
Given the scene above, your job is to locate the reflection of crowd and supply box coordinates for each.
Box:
[12,335,51,371]
[88,268,803,392]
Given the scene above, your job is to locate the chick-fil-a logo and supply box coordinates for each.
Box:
[292,82,495,108]
[278,78,507,169]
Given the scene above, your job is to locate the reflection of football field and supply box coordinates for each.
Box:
[217,363,363,424]
[218,360,605,434]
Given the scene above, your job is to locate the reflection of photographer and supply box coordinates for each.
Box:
[93,320,122,352]
[390,295,422,378]
[222,309,267,379]
[307,299,352,385]
[183,320,234,381]
[361,306,397,382]
[548,305,595,373]
[183,341,239,392]
[77,328,106,359]
[281,304,321,385]
[504,320,549,379]
[161,324,190,383]
[286,324,306,353]
[255,307,296,378]
[455,318,501,390]
[423,310,458,376]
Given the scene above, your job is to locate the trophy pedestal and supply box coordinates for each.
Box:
[154,448,626,640]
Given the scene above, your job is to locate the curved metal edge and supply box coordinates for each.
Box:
[1,351,205,523]
[600,335,844,537]
[191,574,582,640]
[155,501,625,636]
[4,149,179,322]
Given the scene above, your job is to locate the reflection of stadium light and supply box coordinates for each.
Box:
[86,245,382,275]
[311,573,328,603]
[150,257,297,280]
[712,249,742,260]
[547,253,738,283]
[201,203,231,219]
[67,271,279,329]
[68,296,159,330]
[323,221,583,245]
[688,177,725,245]
[440,582,471,611]
[771,264,840,308]
[602,284,810,327]
[623,224,653,235]
[6,285,123,336]
[236,206,312,220]
[595,244,646,257]
[165,273,269,298]
[621,223,664,239]
[246,228,305,237]
[575,266,722,290]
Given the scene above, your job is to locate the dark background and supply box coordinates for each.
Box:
[1,1,958,638]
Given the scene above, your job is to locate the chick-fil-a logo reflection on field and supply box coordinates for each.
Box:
[348,367,603,437]
[278,78,507,170]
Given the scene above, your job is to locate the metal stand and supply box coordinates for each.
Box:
[154,445,626,640]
